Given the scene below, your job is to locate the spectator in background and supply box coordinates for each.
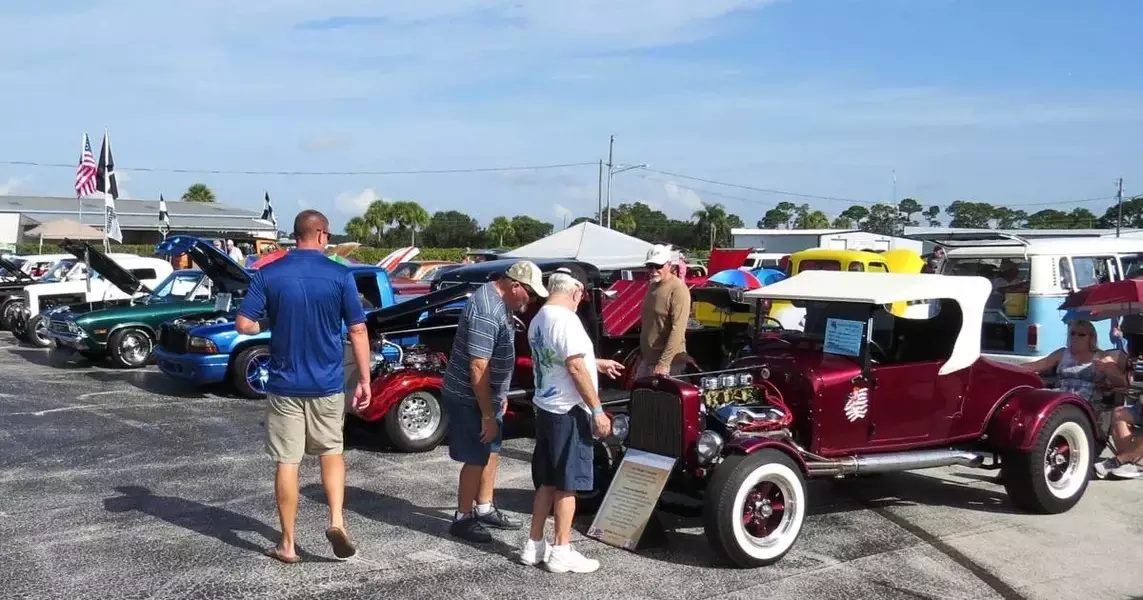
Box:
[520,267,623,573]
[638,244,691,377]
[442,260,546,543]
[235,209,373,564]
[924,246,946,274]
[226,239,244,263]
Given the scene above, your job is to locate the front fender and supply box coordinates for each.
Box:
[985,387,1097,452]
[358,371,443,423]
[723,437,808,474]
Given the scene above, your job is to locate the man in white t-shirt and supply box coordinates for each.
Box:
[519,267,624,574]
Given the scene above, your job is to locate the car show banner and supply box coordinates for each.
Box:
[587,449,676,550]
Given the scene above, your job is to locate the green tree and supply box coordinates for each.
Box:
[387,200,431,245]
[693,202,741,248]
[422,210,480,247]
[831,216,855,229]
[897,198,923,226]
[838,205,870,227]
[862,204,901,235]
[1025,209,1068,229]
[992,207,1028,229]
[625,202,670,241]
[510,215,554,244]
[485,216,515,247]
[922,205,941,227]
[569,216,597,227]
[1069,207,1098,229]
[945,201,996,228]
[344,216,371,243]
[181,183,216,203]
[363,200,391,245]
[1097,197,1143,229]
[795,207,831,229]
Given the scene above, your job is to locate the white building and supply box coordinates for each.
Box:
[730,228,923,254]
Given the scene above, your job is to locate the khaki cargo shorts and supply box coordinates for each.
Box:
[265,393,346,464]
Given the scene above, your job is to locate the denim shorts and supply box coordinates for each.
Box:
[443,393,503,466]
[531,407,594,492]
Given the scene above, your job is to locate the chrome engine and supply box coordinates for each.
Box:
[171,312,232,327]
[370,340,446,378]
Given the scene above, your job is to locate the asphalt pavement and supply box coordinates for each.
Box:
[1,330,1141,600]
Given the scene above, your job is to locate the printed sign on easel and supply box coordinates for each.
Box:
[586,449,676,550]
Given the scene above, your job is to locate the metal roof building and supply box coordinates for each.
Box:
[0,195,278,245]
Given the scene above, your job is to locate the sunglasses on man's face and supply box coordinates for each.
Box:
[1069,330,1088,338]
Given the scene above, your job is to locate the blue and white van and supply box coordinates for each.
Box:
[920,233,1143,364]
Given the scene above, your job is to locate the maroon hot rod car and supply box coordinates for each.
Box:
[612,271,1100,568]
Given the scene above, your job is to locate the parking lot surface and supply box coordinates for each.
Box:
[1,330,1141,600]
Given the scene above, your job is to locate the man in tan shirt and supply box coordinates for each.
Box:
[637,244,691,377]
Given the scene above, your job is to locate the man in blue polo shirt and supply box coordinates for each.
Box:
[236,209,373,564]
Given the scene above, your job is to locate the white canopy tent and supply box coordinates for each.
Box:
[504,222,655,270]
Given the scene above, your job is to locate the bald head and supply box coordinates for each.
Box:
[293,210,329,246]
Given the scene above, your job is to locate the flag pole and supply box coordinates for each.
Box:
[102,128,112,254]
[78,134,86,223]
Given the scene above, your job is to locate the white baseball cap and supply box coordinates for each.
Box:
[645,244,673,267]
[505,260,549,298]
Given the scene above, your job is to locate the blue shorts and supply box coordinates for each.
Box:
[531,407,594,492]
[443,392,503,466]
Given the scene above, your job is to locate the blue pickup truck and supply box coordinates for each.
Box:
[153,256,404,398]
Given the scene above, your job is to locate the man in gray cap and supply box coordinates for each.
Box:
[443,260,547,543]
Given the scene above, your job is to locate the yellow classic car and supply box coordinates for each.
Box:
[769,248,926,329]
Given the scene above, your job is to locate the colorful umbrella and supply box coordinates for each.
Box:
[707,268,763,290]
[249,248,288,269]
[1059,279,1143,321]
[750,268,787,286]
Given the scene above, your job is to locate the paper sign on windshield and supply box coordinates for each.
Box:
[823,318,864,357]
[214,293,232,312]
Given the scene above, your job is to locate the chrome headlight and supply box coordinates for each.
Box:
[696,430,723,465]
[67,320,81,333]
[611,414,629,441]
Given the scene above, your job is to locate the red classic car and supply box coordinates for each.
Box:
[613,271,1100,568]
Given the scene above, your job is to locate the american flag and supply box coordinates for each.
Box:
[158,194,170,236]
[258,191,277,229]
[74,134,97,197]
[96,131,122,243]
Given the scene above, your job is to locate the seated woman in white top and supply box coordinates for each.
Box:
[1015,319,1128,403]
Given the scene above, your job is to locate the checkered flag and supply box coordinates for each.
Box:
[258,191,277,229]
[96,131,122,242]
[158,194,171,236]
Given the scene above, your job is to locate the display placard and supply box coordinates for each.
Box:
[214,293,232,312]
[586,449,676,550]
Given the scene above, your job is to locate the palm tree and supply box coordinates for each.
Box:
[388,200,431,245]
[692,202,731,249]
[363,200,390,245]
[181,183,216,203]
[486,216,515,247]
[344,217,371,243]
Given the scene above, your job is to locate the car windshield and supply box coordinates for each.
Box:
[39,259,82,282]
[942,256,1030,313]
[390,262,418,279]
[150,271,208,300]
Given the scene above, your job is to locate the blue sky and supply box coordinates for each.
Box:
[1,0,1140,231]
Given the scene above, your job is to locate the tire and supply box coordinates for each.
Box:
[703,449,807,568]
[530,439,617,516]
[25,315,52,348]
[108,328,153,369]
[0,299,22,330]
[383,390,449,452]
[10,313,29,341]
[1001,404,1093,514]
[230,345,270,399]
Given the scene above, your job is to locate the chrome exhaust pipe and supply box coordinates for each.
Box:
[805,449,986,477]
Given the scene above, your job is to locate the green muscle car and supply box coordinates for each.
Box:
[46,236,250,368]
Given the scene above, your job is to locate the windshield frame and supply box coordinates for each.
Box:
[149,270,211,301]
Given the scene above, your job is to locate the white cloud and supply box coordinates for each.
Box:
[663,180,703,212]
[0,176,29,196]
[334,188,380,215]
[553,203,573,220]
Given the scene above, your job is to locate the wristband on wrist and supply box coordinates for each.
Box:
[591,405,603,416]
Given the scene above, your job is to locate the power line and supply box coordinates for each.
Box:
[0,160,598,176]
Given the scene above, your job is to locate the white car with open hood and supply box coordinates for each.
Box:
[12,240,172,347]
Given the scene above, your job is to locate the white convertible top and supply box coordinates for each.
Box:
[743,271,992,374]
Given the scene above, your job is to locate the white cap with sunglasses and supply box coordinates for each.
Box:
[645,244,673,268]
[505,261,549,298]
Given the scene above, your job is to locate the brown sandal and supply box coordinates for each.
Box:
[264,547,300,564]
[325,526,357,559]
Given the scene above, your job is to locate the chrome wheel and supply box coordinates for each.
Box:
[117,330,152,366]
[1043,420,1089,500]
[730,462,804,561]
[396,391,442,441]
[245,353,271,393]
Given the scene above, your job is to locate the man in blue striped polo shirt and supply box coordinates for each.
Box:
[443,260,547,543]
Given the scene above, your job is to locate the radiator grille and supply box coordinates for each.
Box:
[627,388,685,459]
[50,320,70,333]
[158,324,189,353]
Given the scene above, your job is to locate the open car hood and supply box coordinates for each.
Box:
[60,239,151,296]
[366,282,477,335]
[156,235,250,293]
[0,257,33,283]
[691,285,751,310]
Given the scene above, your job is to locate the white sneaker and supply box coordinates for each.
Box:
[1109,462,1142,480]
[518,538,551,566]
[544,546,600,573]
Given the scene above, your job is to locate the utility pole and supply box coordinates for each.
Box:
[597,160,603,224]
[1117,177,1124,237]
[605,135,615,229]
